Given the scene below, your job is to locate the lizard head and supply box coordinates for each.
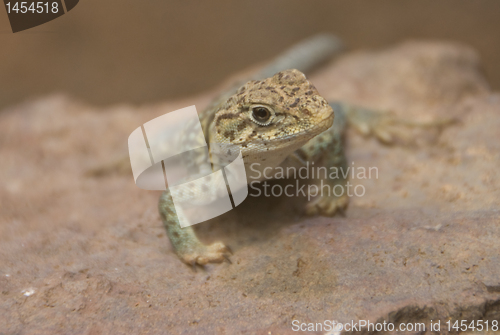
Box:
[209,69,334,166]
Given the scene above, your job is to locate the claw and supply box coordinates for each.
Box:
[305,193,349,217]
[374,128,393,144]
[223,255,232,264]
[355,122,370,136]
[179,241,232,267]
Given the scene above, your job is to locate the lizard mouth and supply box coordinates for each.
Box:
[308,112,335,133]
[246,112,334,145]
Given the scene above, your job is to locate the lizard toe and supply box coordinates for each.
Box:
[305,193,349,217]
[180,242,232,266]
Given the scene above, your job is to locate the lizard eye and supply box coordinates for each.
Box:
[250,105,273,125]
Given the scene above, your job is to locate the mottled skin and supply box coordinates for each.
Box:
[159,69,344,265]
[158,35,450,266]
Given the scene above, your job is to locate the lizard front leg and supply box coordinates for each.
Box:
[296,102,350,216]
[304,155,350,217]
[301,101,456,216]
[159,190,231,266]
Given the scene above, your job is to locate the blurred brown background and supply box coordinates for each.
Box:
[0,0,499,110]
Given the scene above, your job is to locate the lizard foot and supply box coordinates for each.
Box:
[179,242,232,266]
[305,193,349,217]
[348,107,456,145]
[348,109,402,144]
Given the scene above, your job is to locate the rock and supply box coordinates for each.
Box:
[0,41,499,334]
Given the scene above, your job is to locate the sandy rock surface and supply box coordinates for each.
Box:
[1,41,499,334]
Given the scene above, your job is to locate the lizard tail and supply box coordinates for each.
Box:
[253,34,344,80]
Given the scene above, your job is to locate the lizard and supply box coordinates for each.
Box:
[158,34,448,266]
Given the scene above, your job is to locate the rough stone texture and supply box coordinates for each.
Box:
[1,41,499,334]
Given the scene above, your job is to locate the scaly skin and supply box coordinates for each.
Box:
[159,35,451,266]
[160,69,337,266]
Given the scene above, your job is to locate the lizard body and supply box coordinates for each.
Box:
[158,35,443,266]
[159,35,354,266]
